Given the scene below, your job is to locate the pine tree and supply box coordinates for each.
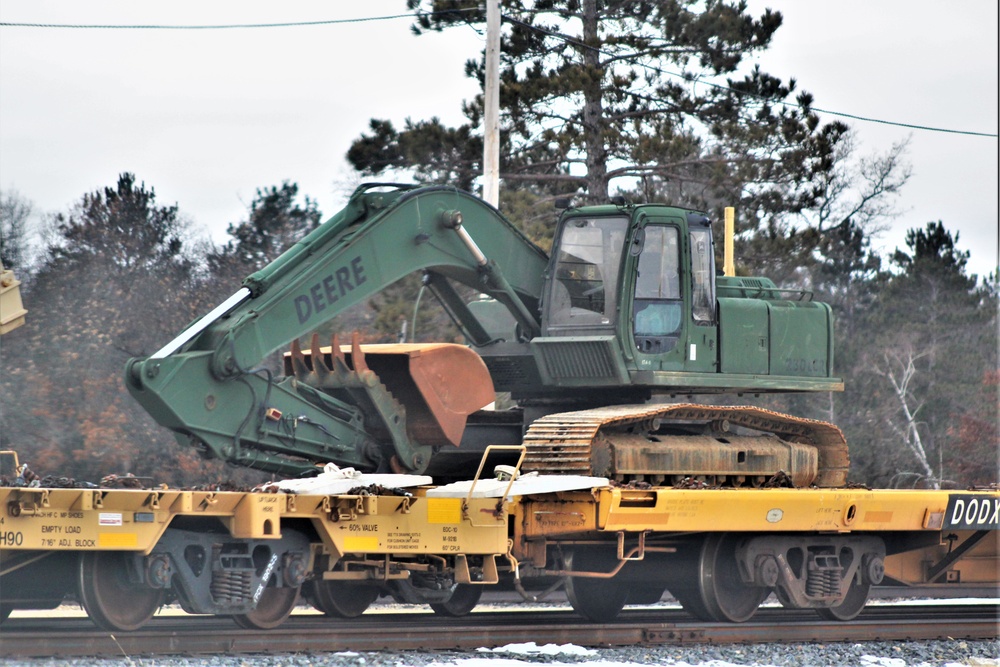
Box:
[0,174,212,484]
[351,0,847,224]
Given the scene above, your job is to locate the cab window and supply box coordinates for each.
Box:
[633,225,682,352]
[689,226,716,324]
[547,216,628,330]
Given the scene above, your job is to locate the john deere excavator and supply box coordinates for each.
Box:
[126,184,848,487]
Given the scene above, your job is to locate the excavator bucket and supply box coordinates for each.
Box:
[285,336,495,448]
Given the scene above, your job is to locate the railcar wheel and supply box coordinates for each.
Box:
[430,584,483,617]
[305,579,380,618]
[674,534,769,623]
[773,585,796,608]
[564,549,628,622]
[815,580,870,621]
[78,551,165,631]
[233,585,300,629]
[627,584,667,605]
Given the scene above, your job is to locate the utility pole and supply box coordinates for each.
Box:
[483,0,500,208]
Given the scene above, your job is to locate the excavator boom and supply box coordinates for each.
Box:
[126,185,547,475]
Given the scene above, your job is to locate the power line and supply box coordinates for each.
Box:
[500,13,998,140]
[0,17,405,30]
[1,9,995,139]
[0,9,476,30]
[806,108,997,138]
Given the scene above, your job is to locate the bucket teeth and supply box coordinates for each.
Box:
[351,332,370,375]
[289,337,311,380]
[329,333,351,378]
[282,331,495,453]
[288,331,374,390]
[310,333,332,384]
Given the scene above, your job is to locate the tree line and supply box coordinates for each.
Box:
[1,173,994,488]
[1,0,996,487]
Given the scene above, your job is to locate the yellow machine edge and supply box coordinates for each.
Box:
[0,261,28,335]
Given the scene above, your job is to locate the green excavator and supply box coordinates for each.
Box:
[126,184,848,487]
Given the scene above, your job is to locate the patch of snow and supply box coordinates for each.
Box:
[426,660,766,667]
[476,642,597,657]
[868,597,999,606]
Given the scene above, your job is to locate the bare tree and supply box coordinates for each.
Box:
[799,134,912,235]
[0,189,34,273]
[874,345,941,488]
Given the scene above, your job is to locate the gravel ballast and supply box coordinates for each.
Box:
[5,639,999,667]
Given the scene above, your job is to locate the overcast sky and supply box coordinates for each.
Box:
[1,1,997,279]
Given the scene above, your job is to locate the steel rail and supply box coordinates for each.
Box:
[1,605,996,658]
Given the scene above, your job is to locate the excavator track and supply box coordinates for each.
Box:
[522,404,850,488]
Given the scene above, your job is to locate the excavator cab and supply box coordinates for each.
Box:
[475,201,839,401]
[542,206,717,372]
[461,201,850,487]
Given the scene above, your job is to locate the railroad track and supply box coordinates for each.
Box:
[2,604,997,658]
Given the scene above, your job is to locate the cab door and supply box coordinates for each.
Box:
[627,215,717,373]
[632,224,683,355]
[685,218,718,372]
[628,220,688,372]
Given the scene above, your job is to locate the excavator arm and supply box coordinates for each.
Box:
[125,185,549,475]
